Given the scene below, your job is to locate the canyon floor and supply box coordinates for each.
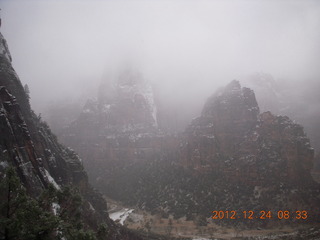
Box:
[106,197,320,240]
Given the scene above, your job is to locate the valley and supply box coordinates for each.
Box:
[107,197,320,239]
[2,2,320,239]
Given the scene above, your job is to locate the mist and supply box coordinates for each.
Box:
[1,0,320,119]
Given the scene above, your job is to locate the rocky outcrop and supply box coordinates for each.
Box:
[62,78,320,227]
[61,67,165,188]
[0,86,45,195]
[241,72,320,173]
[69,67,158,138]
[185,80,260,159]
[0,32,92,199]
[183,80,315,185]
[0,32,144,240]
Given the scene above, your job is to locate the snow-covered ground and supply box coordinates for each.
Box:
[109,208,134,225]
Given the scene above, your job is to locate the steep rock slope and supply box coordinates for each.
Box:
[61,68,165,187]
[241,72,320,173]
[185,80,260,158]
[65,79,320,227]
[183,80,314,184]
[69,67,158,138]
[0,32,144,240]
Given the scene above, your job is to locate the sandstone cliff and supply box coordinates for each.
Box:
[241,72,320,173]
[0,32,144,240]
[62,78,320,227]
[61,67,164,188]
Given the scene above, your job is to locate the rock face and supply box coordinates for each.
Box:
[241,73,282,114]
[70,67,158,139]
[241,72,320,173]
[101,68,158,130]
[62,68,164,186]
[183,80,314,185]
[187,80,260,156]
[0,32,143,240]
[63,77,320,227]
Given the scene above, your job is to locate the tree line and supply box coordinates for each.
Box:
[0,167,109,240]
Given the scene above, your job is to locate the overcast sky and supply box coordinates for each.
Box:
[1,0,320,113]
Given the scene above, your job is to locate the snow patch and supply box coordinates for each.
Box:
[101,104,111,113]
[109,208,134,225]
[44,169,60,190]
[254,186,262,199]
[143,84,158,127]
[88,202,95,212]
[52,202,60,215]
[0,161,8,168]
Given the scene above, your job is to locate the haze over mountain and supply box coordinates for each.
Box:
[0,31,148,240]
[60,77,320,238]
[1,1,320,239]
[2,0,320,118]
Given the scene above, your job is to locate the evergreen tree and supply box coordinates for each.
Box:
[0,167,59,240]
[0,167,105,240]
[97,223,109,240]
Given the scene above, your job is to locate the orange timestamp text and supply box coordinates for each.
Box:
[211,210,308,220]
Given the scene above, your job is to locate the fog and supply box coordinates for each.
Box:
[1,0,320,118]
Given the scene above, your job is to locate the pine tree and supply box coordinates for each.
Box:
[97,223,109,240]
[0,167,59,240]
[0,168,104,240]
[55,186,99,240]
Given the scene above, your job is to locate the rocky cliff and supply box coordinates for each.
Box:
[63,78,320,228]
[186,80,260,157]
[0,32,144,240]
[69,67,158,138]
[183,80,315,185]
[241,72,320,173]
[61,67,165,188]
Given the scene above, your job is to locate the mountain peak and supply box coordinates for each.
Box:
[202,80,259,117]
[0,32,12,62]
[185,81,260,155]
[225,79,241,91]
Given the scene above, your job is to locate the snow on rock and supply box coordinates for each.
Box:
[43,168,60,190]
[52,202,60,215]
[88,202,95,212]
[109,208,134,225]
[0,160,8,168]
[143,83,158,127]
